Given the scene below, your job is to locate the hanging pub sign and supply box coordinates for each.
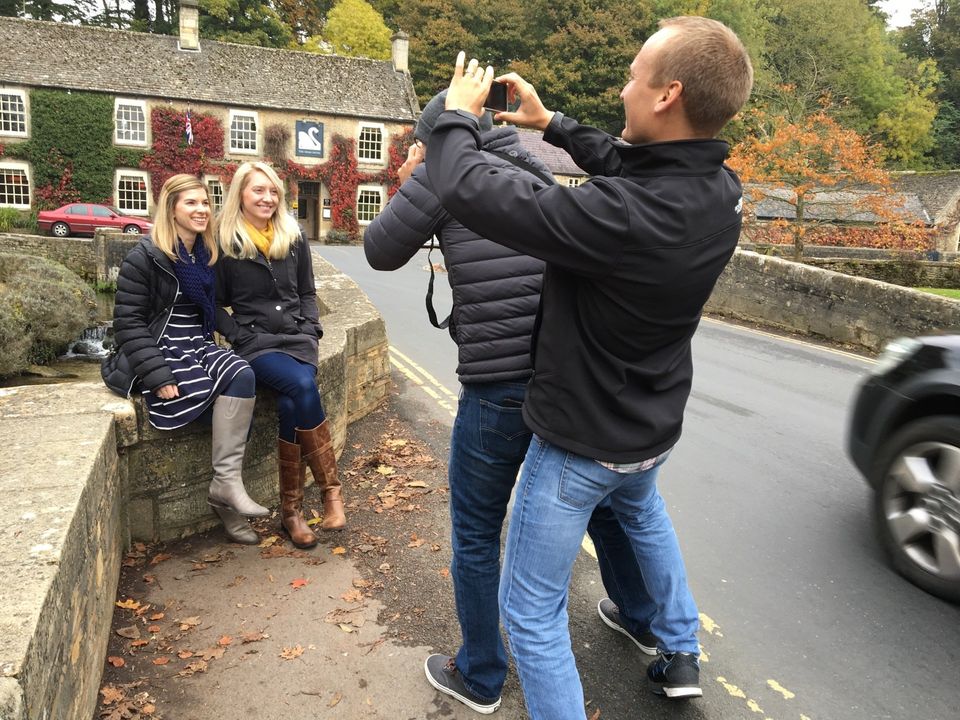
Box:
[296,120,324,158]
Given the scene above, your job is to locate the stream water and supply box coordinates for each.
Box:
[0,292,115,388]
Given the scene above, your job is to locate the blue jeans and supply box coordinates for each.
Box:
[448,381,530,702]
[499,435,699,720]
[248,352,325,442]
[588,502,657,633]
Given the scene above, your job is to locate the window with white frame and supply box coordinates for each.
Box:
[566,177,584,187]
[229,110,258,154]
[0,89,27,137]
[0,162,30,208]
[115,170,149,215]
[357,123,384,163]
[356,185,384,224]
[206,177,224,211]
[115,99,148,146]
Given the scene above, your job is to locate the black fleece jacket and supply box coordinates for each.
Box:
[426,111,743,462]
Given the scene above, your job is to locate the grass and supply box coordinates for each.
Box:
[917,287,960,299]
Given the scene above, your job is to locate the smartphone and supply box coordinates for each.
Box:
[484,81,508,112]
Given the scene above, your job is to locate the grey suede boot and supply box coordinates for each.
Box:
[207,395,270,517]
[212,505,259,544]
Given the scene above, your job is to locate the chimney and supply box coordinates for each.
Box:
[391,30,409,73]
[179,0,200,51]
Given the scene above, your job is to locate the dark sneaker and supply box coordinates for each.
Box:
[597,598,659,655]
[647,652,702,699]
[424,654,502,714]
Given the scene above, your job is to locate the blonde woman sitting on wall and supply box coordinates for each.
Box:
[214,161,346,550]
[101,173,266,545]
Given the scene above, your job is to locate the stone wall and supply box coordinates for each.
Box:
[0,232,97,282]
[0,384,124,720]
[0,253,389,720]
[707,250,960,352]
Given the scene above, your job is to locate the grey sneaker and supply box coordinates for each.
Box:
[647,651,702,699]
[424,654,502,714]
[597,598,659,655]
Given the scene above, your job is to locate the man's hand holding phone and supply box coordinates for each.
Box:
[444,52,554,132]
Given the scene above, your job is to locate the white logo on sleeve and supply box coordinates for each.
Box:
[734,196,743,214]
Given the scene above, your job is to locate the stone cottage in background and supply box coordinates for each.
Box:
[0,0,419,241]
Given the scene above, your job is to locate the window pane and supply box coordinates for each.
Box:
[357,189,382,222]
[207,179,224,211]
[230,114,257,152]
[358,126,382,161]
[66,205,88,215]
[0,167,29,205]
[115,103,146,144]
[91,205,112,217]
[117,174,148,213]
[0,93,26,135]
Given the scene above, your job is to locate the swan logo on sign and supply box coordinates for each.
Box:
[296,121,324,158]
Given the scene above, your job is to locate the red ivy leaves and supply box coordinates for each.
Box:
[140,107,226,199]
[282,127,415,239]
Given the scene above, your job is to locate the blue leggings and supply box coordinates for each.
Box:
[249,352,325,442]
[221,367,256,398]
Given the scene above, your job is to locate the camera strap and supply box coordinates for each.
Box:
[425,240,451,331]
[424,152,555,336]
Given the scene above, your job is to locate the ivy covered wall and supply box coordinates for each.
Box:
[1,89,145,209]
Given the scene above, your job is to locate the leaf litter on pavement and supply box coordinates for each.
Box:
[98,421,445,718]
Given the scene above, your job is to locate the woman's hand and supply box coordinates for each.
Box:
[155,384,179,400]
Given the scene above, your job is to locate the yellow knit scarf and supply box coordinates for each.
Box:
[243,218,274,258]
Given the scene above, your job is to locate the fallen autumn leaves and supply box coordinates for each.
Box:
[96,423,445,719]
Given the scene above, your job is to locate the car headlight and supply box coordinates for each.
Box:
[870,337,922,376]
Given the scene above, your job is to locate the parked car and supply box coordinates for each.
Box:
[37,203,152,237]
[847,335,960,603]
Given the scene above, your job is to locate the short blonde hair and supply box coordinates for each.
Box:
[652,16,754,137]
[216,161,301,260]
[152,174,218,265]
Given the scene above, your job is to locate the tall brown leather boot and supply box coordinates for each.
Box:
[277,438,318,548]
[297,420,346,531]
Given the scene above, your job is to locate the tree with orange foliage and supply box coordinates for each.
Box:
[728,110,925,260]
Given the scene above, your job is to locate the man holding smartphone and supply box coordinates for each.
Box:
[423,16,753,719]
[365,89,657,715]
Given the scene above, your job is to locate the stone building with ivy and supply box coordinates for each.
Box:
[0,0,419,241]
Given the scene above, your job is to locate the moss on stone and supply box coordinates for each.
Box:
[0,251,97,377]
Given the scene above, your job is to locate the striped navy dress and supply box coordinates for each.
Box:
[144,293,249,430]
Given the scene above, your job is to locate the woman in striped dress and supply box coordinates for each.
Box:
[102,174,267,544]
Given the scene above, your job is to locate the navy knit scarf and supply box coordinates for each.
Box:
[173,236,217,338]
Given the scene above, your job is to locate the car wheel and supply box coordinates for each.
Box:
[123,224,142,234]
[51,222,70,237]
[872,415,960,603]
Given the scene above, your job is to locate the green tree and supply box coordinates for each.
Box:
[900,1,960,167]
[199,0,294,47]
[322,0,392,59]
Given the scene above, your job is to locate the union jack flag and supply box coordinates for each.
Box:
[185,110,194,146]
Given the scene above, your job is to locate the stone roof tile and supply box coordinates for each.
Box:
[0,17,418,122]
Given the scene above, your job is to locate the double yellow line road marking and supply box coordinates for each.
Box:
[389,346,458,418]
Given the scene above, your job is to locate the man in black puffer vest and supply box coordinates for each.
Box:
[364,91,655,715]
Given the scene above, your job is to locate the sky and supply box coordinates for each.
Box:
[876,0,929,28]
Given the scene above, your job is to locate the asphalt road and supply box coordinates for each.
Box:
[316,245,960,720]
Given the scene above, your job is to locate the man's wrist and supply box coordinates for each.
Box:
[452,108,481,127]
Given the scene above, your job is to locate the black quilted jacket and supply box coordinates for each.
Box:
[363,126,549,384]
[101,238,179,397]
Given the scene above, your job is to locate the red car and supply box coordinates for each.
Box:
[37,203,153,237]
